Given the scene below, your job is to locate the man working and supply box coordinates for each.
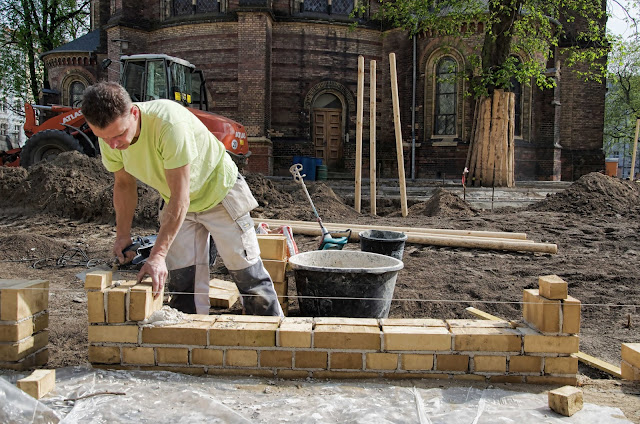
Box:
[81,81,282,316]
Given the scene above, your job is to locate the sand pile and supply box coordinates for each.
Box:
[389,188,477,217]
[529,172,640,216]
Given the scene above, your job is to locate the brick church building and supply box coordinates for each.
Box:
[41,0,605,180]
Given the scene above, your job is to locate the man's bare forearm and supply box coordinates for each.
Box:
[113,169,138,242]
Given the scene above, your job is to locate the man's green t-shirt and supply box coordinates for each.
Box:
[99,100,238,213]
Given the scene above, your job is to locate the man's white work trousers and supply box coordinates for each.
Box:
[164,175,283,316]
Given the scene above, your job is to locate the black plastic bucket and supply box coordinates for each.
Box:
[289,250,404,318]
[359,230,408,260]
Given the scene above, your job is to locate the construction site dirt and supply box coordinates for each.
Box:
[1,151,639,421]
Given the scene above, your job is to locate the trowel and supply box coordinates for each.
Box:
[75,235,158,282]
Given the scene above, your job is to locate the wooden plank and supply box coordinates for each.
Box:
[389,52,408,216]
[355,55,364,213]
[465,307,502,321]
[574,351,622,378]
[370,59,377,216]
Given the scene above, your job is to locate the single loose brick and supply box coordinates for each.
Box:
[88,345,120,364]
[88,325,139,343]
[192,348,223,366]
[401,354,434,371]
[548,385,583,416]
[452,327,522,352]
[621,343,640,369]
[156,347,189,364]
[123,347,154,365]
[366,353,398,370]
[0,280,49,321]
[84,271,112,291]
[314,325,380,350]
[436,354,469,371]
[474,355,507,372]
[295,351,328,369]
[539,275,568,300]
[210,321,278,347]
[509,356,542,373]
[383,326,450,351]
[260,350,292,368]
[330,352,362,370]
[142,321,210,345]
[16,369,55,399]
[562,296,581,334]
[226,349,258,367]
[545,356,578,374]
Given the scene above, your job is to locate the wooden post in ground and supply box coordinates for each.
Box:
[630,118,640,181]
[389,53,408,217]
[355,55,364,213]
[370,59,377,216]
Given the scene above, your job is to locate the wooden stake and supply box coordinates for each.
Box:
[355,55,364,212]
[630,118,640,181]
[389,53,408,216]
[370,59,377,216]
[507,92,515,187]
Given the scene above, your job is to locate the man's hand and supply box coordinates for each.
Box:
[113,236,136,265]
[138,254,168,299]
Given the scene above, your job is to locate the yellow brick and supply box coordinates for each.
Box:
[207,368,273,377]
[273,280,287,298]
[275,369,310,379]
[621,360,640,381]
[446,319,511,328]
[141,366,205,376]
[142,321,210,345]
[0,280,49,321]
[17,369,55,399]
[209,288,239,308]
[314,325,380,350]
[156,347,189,364]
[562,296,581,334]
[209,279,237,291]
[216,315,281,324]
[88,345,120,364]
[312,371,379,379]
[453,374,486,381]
[87,291,105,323]
[452,327,522,352]
[401,354,434,371]
[545,356,578,374]
[106,287,127,323]
[129,283,163,321]
[521,329,579,354]
[263,259,286,282]
[383,326,450,351]
[226,349,258,367]
[509,356,542,373]
[210,321,278,347]
[548,386,583,416]
[621,343,640,369]
[366,353,398,370]
[123,347,154,365]
[260,350,293,367]
[33,312,48,333]
[389,372,450,380]
[88,325,139,343]
[539,275,568,300]
[436,354,469,371]
[525,375,578,385]
[192,348,223,366]
[0,320,32,342]
[522,289,561,333]
[295,351,328,369]
[380,318,446,327]
[84,271,112,290]
[278,322,312,348]
[314,317,379,327]
[257,235,287,260]
[474,355,507,372]
[330,352,362,370]
[490,375,524,384]
[0,330,48,361]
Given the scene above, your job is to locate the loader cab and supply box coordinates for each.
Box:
[120,54,208,111]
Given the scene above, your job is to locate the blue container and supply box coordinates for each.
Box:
[316,158,323,166]
[302,157,317,181]
[292,155,302,166]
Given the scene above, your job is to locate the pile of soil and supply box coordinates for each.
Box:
[0,234,69,261]
[529,172,640,216]
[389,188,478,217]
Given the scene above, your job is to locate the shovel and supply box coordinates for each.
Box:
[289,163,351,250]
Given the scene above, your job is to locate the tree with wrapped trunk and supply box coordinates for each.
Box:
[362,0,609,186]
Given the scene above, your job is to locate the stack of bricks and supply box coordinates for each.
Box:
[86,276,581,384]
[621,343,640,381]
[85,271,165,365]
[257,234,289,315]
[0,280,49,370]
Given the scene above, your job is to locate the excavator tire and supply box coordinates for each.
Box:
[21,130,84,168]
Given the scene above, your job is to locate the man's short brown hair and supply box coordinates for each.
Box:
[81,82,132,128]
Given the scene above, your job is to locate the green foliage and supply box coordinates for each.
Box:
[0,0,90,109]
[361,0,610,98]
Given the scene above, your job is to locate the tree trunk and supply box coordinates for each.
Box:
[466,90,516,187]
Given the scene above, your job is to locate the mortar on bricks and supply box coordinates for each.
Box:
[289,250,403,318]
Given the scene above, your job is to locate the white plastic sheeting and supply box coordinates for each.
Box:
[0,367,631,423]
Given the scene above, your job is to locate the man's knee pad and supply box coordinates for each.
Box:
[228,261,282,316]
